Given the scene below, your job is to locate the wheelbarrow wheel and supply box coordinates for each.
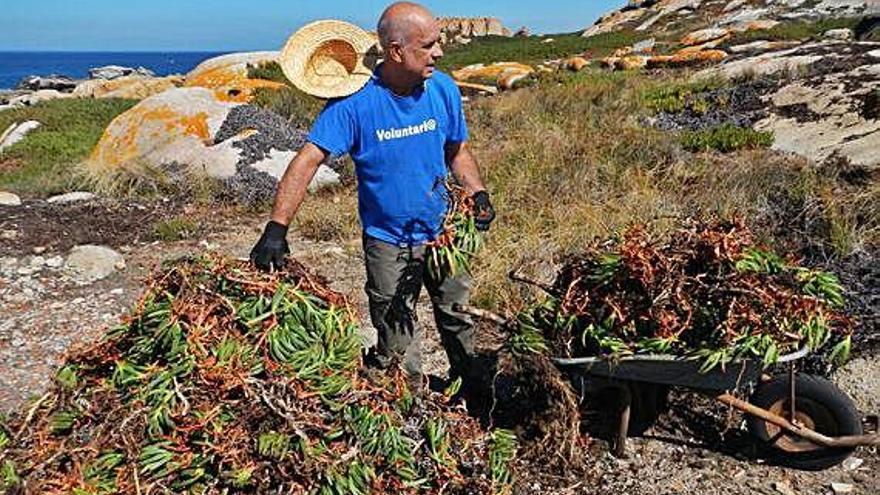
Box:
[746,374,862,471]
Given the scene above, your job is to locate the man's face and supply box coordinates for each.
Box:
[396,17,443,81]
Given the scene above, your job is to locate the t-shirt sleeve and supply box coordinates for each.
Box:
[443,77,468,144]
[308,98,356,156]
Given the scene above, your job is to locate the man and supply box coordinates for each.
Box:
[250,2,495,390]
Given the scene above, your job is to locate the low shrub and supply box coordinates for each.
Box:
[679,124,774,152]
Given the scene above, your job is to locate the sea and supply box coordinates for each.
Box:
[0,51,231,90]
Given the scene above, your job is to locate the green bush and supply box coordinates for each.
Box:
[680,124,774,152]
[643,79,724,114]
[0,98,138,196]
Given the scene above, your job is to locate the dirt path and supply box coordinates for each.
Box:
[0,200,877,495]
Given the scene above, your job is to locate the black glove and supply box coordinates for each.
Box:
[471,191,495,232]
[250,221,290,271]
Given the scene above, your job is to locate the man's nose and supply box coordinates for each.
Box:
[433,44,444,60]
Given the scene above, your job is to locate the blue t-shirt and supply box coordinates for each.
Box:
[308,67,468,246]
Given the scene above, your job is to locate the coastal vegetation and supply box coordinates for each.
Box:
[0,98,137,195]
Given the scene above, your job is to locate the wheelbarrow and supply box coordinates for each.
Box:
[553,347,880,470]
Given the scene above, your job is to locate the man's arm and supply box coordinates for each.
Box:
[270,142,329,226]
[250,143,328,270]
[445,141,485,194]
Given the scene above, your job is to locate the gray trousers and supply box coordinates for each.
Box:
[363,234,475,381]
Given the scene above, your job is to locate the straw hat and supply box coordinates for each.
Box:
[279,20,381,99]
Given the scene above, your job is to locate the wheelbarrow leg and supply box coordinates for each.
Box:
[613,384,632,457]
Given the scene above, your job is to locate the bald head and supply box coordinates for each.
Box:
[377,2,435,51]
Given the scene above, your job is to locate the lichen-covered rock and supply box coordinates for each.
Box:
[648,49,728,68]
[73,75,184,99]
[86,87,240,175]
[563,56,590,72]
[184,51,285,103]
[681,28,731,46]
[452,62,534,90]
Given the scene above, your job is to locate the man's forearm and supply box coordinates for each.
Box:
[448,143,486,194]
[270,143,327,226]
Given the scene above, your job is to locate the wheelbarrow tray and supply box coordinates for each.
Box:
[552,347,809,392]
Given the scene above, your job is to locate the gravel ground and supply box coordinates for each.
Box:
[0,201,877,495]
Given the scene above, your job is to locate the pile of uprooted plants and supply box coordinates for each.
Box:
[0,256,523,495]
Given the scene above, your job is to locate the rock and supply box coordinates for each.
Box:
[73,75,183,99]
[0,121,41,152]
[438,17,509,39]
[830,483,853,494]
[65,245,125,284]
[636,12,664,31]
[632,38,656,53]
[729,40,801,54]
[564,56,590,71]
[869,49,880,59]
[823,28,854,40]
[622,55,652,70]
[184,51,285,103]
[452,62,534,89]
[648,49,727,68]
[729,19,780,32]
[16,74,77,91]
[454,81,498,97]
[750,47,880,168]
[682,28,730,46]
[772,481,796,495]
[583,8,648,37]
[719,8,769,25]
[723,0,747,12]
[249,154,339,193]
[696,47,824,80]
[9,89,73,106]
[0,191,22,206]
[46,191,96,204]
[88,65,155,80]
[541,38,555,44]
[841,457,864,471]
[45,256,64,269]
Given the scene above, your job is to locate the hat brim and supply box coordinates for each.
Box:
[280,20,380,99]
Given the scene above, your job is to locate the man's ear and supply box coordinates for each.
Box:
[387,42,404,63]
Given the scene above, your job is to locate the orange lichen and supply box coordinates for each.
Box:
[185,66,284,103]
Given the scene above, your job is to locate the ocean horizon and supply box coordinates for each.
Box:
[0,51,234,90]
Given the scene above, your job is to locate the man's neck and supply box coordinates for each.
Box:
[379,63,420,96]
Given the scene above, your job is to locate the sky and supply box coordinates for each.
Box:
[0,0,625,52]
